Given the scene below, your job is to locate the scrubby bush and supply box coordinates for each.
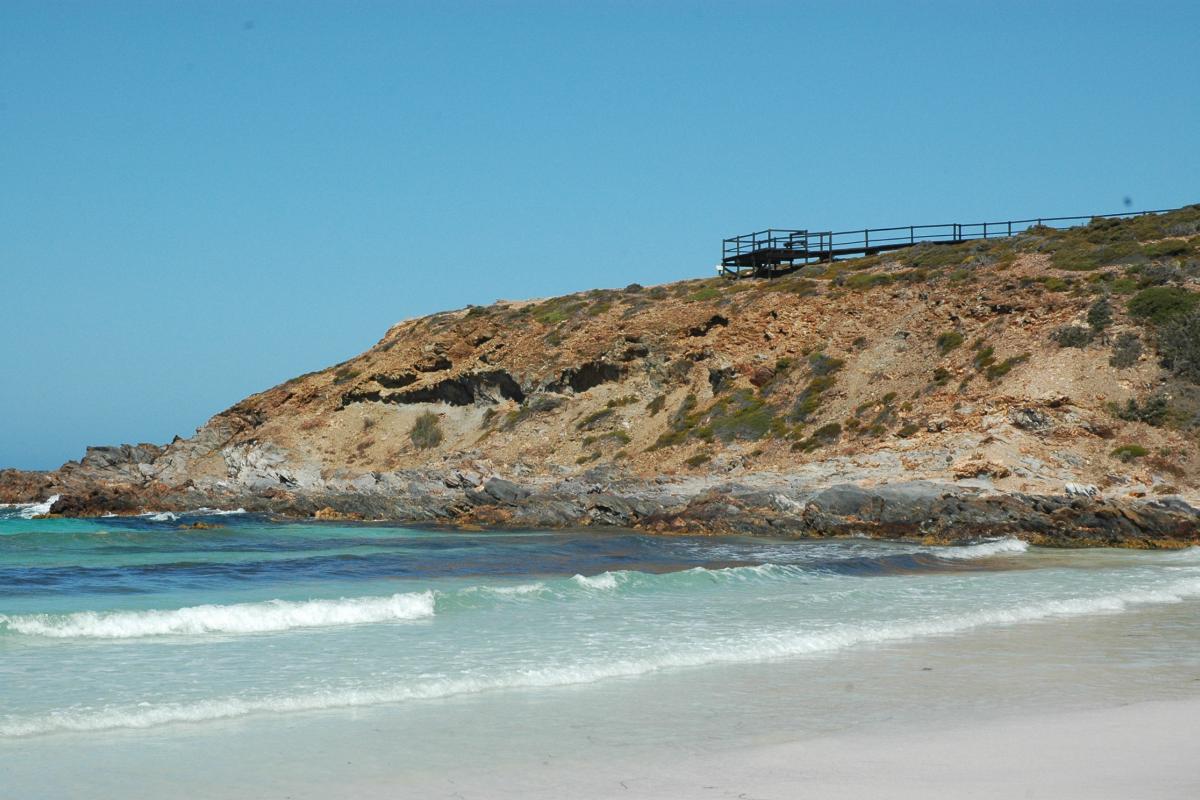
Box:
[791,376,835,422]
[699,389,776,442]
[410,412,443,449]
[1135,262,1184,287]
[1127,286,1199,325]
[1111,444,1149,462]
[844,272,893,291]
[1141,239,1192,259]
[1158,310,1200,383]
[1087,297,1112,334]
[1113,395,1169,427]
[793,422,842,452]
[808,352,845,377]
[1051,325,1094,348]
[936,331,964,355]
[688,286,722,303]
[1109,332,1143,368]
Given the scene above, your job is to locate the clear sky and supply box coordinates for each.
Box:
[2,1,1198,470]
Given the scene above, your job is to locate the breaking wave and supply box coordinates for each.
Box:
[0,495,60,520]
[0,591,434,639]
[934,537,1029,560]
[5,575,1199,737]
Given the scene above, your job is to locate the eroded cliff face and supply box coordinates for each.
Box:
[6,209,1200,545]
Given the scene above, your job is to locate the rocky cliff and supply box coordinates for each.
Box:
[7,207,1200,546]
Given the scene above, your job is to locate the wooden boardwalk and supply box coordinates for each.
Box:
[719,208,1177,278]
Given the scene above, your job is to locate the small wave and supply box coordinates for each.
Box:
[140,508,246,521]
[1162,546,1200,563]
[0,495,60,520]
[0,592,434,639]
[935,537,1029,560]
[571,572,621,590]
[6,575,1199,737]
[466,582,547,597]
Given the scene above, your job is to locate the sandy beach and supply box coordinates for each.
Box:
[371,697,1200,800]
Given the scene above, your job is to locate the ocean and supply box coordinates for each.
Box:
[2,501,1199,798]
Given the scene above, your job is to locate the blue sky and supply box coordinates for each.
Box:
[2,0,1198,469]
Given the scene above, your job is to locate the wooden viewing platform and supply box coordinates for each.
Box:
[719,208,1179,278]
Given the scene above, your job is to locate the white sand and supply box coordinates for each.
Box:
[375,697,1200,799]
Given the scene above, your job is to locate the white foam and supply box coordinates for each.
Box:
[475,582,547,597]
[0,495,61,519]
[8,576,1198,737]
[935,537,1029,560]
[0,592,434,639]
[571,572,621,590]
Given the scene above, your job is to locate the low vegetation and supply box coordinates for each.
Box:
[410,412,443,449]
[1111,444,1149,462]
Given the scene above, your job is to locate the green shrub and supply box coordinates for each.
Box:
[791,375,836,422]
[1109,332,1142,368]
[1141,239,1193,259]
[808,352,845,376]
[410,412,443,449]
[1127,286,1199,325]
[698,389,776,442]
[647,394,667,415]
[1051,325,1093,348]
[688,286,722,303]
[936,331,964,355]
[576,408,615,430]
[685,452,711,468]
[332,366,360,385]
[973,345,996,370]
[793,422,842,452]
[985,353,1029,381]
[1113,395,1169,427]
[606,395,638,408]
[1158,310,1200,383]
[1111,444,1149,462]
[897,422,921,438]
[844,272,894,291]
[1087,297,1113,333]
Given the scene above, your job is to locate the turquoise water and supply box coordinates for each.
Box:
[2,502,1200,796]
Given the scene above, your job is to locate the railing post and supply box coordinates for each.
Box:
[910,226,914,244]
[983,222,987,239]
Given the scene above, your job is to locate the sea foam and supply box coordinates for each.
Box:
[0,591,434,639]
[5,575,1198,737]
[935,537,1029,560]
[0,495,60,520]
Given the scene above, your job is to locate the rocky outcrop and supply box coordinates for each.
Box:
[6,208,1200,547]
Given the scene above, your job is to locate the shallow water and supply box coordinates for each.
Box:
[2,504,1198,797]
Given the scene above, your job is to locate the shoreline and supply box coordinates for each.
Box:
[9,473,1200,549]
